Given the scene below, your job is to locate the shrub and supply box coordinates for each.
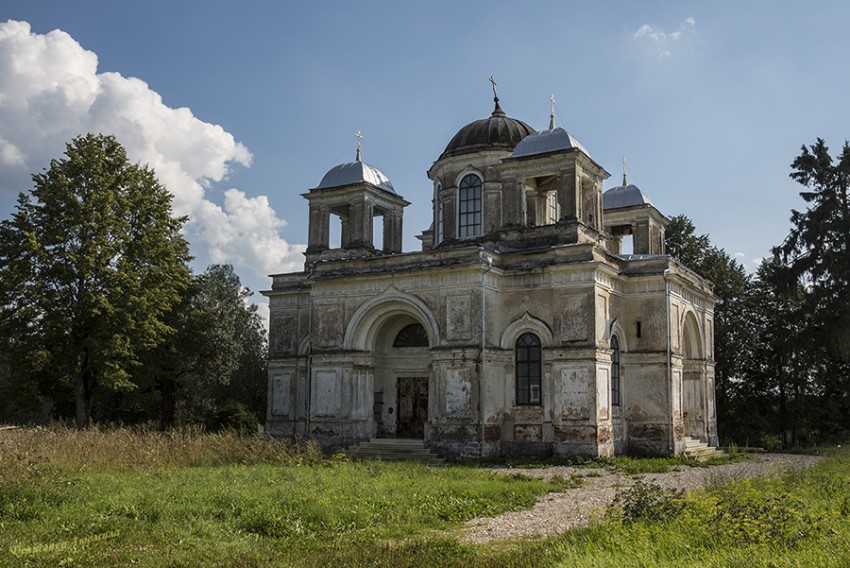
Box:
[711,488,826,548]
[609,480,684,524]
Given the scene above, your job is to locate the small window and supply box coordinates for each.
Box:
[611,335,621,406]
[393,323,429,347]
[547,191,559,224]
[436,195,444,244]
[458,174,482,238]
[516,333,542,405]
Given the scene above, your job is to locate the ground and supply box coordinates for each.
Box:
[463,453,820,543]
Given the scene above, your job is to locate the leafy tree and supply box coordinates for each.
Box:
[136,264,267,430]
[0,134,192,428]
[779,139,850,362]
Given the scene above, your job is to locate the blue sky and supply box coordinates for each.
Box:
[2,2,849,322]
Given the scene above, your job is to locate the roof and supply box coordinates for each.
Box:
[511,127,590,159]
[439,98,534,159]
[603,184,654,210]
[316,160,395,194]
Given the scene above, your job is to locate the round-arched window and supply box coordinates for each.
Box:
[516,333,541,405]
[458,174,482,238]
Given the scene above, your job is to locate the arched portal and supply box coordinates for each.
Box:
[681,312,707,440]
[372,317,431,438]
[345,291,437,440]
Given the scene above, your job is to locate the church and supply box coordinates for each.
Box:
[263,87,718,460]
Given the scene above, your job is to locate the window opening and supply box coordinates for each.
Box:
[393,323,429,347]
[458,174,482,238]
[611,335,621,406]
[516,333,542,405]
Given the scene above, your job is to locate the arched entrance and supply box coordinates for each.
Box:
[344,291,438,440]
[681,313,707,440]
[372,317,431,439]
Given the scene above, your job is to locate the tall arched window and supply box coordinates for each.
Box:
[458,174,482,238]
[611,335,621,406]
[436,192,444,244]
[516,333,542,405]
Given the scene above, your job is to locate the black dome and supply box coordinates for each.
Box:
[439,99,534,159]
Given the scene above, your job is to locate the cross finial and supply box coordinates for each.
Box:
[355,130,363,162]
[489,75,505,117]
[622,157,628,186]
[549,94,556,130]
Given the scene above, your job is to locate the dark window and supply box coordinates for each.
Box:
[516,333,542,405]
[393,323,429,347]
[436,196,443,243]
[611,335,621,406]
[458,174,482,238]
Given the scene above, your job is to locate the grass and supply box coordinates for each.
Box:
[0,425,568,567]
[1,426,846,567]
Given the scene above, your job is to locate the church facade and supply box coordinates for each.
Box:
[264,94,718,460]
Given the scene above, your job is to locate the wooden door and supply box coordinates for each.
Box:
[396,377,428,438]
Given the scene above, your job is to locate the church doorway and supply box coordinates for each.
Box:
[396,377,429,438]
[371,317,431,439]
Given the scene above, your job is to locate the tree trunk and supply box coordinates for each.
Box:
[160,377,179,430]
[74,349,92,429]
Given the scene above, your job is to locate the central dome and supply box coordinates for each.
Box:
[439,99,534,160]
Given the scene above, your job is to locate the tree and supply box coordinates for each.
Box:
[137,264,267,430]
[0,134,192,428]
[780,139,850,361]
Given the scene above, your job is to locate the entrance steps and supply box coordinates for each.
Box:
[346,438,446,465]
[683,436,724,460]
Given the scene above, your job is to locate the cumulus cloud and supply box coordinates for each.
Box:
[0,19,304,281]
[633,17,696,59]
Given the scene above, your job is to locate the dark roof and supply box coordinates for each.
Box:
[439,98,534,159]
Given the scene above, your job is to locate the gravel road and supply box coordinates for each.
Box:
[462,453,821,544]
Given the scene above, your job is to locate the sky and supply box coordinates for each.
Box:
[2,2,849,324]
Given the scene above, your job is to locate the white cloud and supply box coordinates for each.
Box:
[0,19,303,281]
[632,17,696,60]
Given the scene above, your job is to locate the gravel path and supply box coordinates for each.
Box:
[462,453,821,544]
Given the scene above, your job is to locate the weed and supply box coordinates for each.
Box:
[608,480,684,524]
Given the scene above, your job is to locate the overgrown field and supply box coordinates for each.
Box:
[0,426,847,567]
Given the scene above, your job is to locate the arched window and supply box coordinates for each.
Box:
[458,174,482,238]
[393,323,429,347]
[611,335,621,406]
[436,191,444,244]
[516,333,542,405]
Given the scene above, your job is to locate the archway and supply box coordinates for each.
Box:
[345,291,437,440]
[681,312,706,440]
[372,317,431,439]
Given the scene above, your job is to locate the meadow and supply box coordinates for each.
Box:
[1,426,847,567]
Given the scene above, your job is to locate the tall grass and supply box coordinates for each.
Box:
[0,423,323,474]
[0,426,569,567]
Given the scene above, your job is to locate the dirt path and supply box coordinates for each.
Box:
[462,453,821,544]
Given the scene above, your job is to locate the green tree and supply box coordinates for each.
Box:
[137,264,267,430]
[0,134,192,428]
[779,139,850,361]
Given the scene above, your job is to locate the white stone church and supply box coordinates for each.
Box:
[264,91,718,460]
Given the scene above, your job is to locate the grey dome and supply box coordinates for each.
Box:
[439,99,534,159]
[316,160,395,194]
[512,127,590,159]
[603,184,654,210]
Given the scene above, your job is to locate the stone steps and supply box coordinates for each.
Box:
[346,438,446,465]
[683,436,724,460]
